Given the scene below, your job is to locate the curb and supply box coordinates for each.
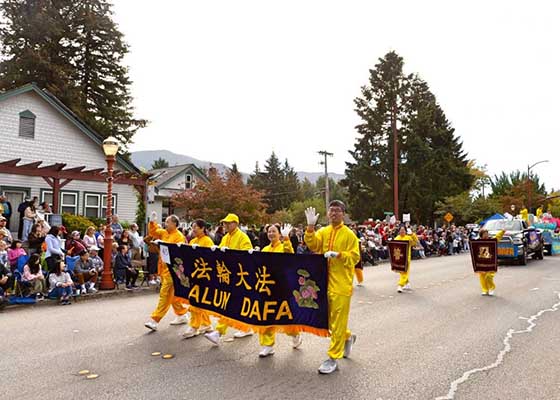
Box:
[1,285,158,312]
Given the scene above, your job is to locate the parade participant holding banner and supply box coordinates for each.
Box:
[394,226,415,293]
[304,200,360,375]
[257,223,303,357]
[144,212,188,331]
[204,213,253,345]
[181,219,214,339]
[475,228,504,296]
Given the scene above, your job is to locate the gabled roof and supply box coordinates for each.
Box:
[0,83,140,174]
[149,163,208,189]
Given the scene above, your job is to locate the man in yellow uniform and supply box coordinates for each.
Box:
[395,226,415,293]
[304,200,360,374]
[204,213,253,345]
[144,212,189,331]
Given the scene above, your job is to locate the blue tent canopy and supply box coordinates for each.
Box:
[480,213,506,226]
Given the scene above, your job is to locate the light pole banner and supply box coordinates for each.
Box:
[162,244,330,337]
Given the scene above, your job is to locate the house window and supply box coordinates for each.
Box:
[41,190,53,208]
[19,110,36,139]
[61,192,78,214]
[101,194,116,216]
[84,193,101,218]
[185,173,192,189]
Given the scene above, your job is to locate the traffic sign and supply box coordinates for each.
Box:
[444,213,454,223]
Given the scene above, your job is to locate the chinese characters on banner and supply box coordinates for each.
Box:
[162,244,330,337]
[388,240,410,273]
[469,239,498,273]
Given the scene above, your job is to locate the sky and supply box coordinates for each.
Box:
[113,0,559,190]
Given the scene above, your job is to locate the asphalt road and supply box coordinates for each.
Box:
[2,254,560,400]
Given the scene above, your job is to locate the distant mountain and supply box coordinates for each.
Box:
[131,150,345,183]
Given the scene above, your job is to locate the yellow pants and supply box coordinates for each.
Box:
[215,319,229,336]
[150,274,188,322]
[479,272,496,293]
[327,291,352,359]
[258,328,297,346]
[190,306,211,329]
[355,268,363,284]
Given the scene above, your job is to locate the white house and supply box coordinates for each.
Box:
[0,83,147,234]
[147,164,208,222]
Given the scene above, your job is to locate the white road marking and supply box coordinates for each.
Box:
[435,293,560,400]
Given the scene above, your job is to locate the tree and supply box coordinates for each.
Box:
[315,176,348,204]
[172,168,267,224]
[248,152,300,213]
[343,51,472,223]
[289,197,326,226]
[0,0,146,146]
[151,157,169,169]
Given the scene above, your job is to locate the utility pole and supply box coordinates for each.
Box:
[318,150,333,211]
[392,101,399,219]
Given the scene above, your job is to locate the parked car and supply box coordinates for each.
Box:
[481,219,544,265]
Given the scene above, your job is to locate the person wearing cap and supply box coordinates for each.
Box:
[394,226,416,293]
[181,219,214,339]
[204,213,253,345]
[304,200,360,375]
[144,212,189,331]
[88,245,104,274]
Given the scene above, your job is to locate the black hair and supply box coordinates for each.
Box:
[48,226,60,236]
[10,239,22,249]
[27,253,41,274]
[328,199,346,211]
[267,224,282,234]
[192,219,208,235]
[78,249,88,257]
[52,260,64,275]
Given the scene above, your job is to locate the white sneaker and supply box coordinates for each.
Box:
[198,325,212,334]
[488,290,495,296]
[144,319,158,331]
[204,331,221,346]
[169,314,189,325]
[292,334,303,349]
[148,280,157,286]
[397,286,403,293]
[258,346,275,357]
[233,330,253,338]
[318,358,338,374]
[403,283,411,291]
[181,326,198,339]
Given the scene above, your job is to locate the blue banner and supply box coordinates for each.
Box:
[161,244,329,337]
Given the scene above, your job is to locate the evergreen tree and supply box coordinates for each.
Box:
[151,157,169,169]
[344,51,472,223]
[0,0,146,146]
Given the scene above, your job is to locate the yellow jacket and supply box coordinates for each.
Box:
[304,223,360,296]
[219,228,252,250]
[148,221,186,276]
[262,238,294,254]
[189,235,214,248]
[494,230,505,241]
[395,234,414,263]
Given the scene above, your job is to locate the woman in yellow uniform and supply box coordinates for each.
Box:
[395,226,416,293]
[144,212,188,331]
[258,223,303,357]
[181,219,214,339]
[478,228,505,296]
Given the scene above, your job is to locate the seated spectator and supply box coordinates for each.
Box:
[22,253,46,300]
[88,246,104,274]
[45,226,65,272]
[0,260,12,301]
[0,215,13,245]
[0,240,8,268]
[48,260,74,305]
[96,225,105,259]
[66,231,87,257]
[114,245,138,289]
[83,226,97,250]
[27,223,46,255]
[8,240,26,269]
[74,250,98,293]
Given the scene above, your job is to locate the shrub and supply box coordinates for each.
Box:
[61,213,97,236]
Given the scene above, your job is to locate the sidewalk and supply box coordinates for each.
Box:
[1,285,158,312]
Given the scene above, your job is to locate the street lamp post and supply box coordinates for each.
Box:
[527,160,549,212]
[100,136,119,290]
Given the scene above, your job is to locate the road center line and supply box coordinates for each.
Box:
[435,293,560,400]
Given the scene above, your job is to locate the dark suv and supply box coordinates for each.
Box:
[482,219,544,265]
